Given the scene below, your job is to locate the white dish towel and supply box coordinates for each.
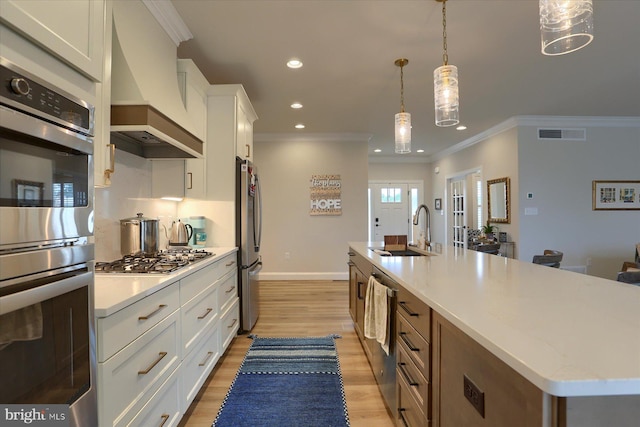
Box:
[364,275,389,355]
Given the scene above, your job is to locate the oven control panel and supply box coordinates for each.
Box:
[0,60,93,135]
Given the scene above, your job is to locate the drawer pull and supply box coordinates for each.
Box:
[225,261,236,267]
[159,414,170,427]
[399,301,419,317]
[399,332,420,352]
[398,362,419,387]
[347,251,355,256]
[398,408,410,427]
[227,318,238,328]
[199,351,214,367]
[138,304,168,321]
[198,308,213,320]
[357,281,364,300]
[138,352,167,375]
[225,286,235,294]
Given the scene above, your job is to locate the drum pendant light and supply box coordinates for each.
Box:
[539,0,594,56]
[394,58,411,154]
[434,0,459,127]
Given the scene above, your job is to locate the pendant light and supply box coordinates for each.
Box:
[434,0,459,127]
[539,0,594,56]
[394,58,411,154]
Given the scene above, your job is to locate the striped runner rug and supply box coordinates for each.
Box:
[212,335,350,427]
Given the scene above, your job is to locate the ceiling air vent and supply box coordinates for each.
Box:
[538,128,586,141]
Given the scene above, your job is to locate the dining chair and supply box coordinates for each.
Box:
[617,271,640,286]
[532,250,563,268]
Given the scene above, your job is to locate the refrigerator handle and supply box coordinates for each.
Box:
[254,174,263,251]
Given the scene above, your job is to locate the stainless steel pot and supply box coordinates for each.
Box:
[120,213,159,256]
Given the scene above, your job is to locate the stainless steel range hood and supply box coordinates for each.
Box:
[110,0,203,159]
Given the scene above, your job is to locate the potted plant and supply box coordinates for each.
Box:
[481,220,497,241]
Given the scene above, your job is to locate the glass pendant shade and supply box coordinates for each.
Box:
[540,0,594,56]
[433,64,459,127]
[395,112,411,154]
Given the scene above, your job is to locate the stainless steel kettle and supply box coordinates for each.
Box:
[168,220,193,247]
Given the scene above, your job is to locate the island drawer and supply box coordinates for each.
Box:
[397,285,431,341]
[397,343,430,418]
[397,366,430,427]
[397,311,430,379]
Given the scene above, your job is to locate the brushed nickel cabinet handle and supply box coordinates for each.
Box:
[245,144,250,158]
[198,351,214,367]
[225,260,236,267]
[138,304,168,320]
[159,414,170,427]
[225,286,235,294]
[138,352,167,375]
[187,172,193,189]
[227,318,238,328]
[197,308,213,320]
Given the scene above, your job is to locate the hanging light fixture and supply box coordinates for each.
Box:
[394,58,411,154]
[539,0,594,56]
[434,0,459,127]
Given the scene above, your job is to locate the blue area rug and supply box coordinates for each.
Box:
[212,335,350,427]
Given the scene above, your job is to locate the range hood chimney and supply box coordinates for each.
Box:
[110,0,203,159]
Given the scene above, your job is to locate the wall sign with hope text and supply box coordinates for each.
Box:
[310,174,341,216]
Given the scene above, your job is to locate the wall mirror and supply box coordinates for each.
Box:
[487,177,510,223]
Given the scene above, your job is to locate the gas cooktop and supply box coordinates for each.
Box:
[95,249,214,274]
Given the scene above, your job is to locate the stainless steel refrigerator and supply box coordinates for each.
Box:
[236,157,262,332]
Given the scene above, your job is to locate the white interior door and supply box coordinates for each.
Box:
[370,184,409,242]
[450,179,466,248]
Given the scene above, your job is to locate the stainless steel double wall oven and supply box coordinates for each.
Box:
[0,58,97,426]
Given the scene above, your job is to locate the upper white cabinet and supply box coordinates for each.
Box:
[178,59,209,200]
[94,0,114,188]
[0,0,106,82]
[205,84,257,202]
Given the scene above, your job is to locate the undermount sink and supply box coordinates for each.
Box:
[370,247,427,257]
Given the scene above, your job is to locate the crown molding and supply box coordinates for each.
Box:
[142,0,193,46]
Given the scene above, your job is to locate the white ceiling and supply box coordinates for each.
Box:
[172,0,640,160]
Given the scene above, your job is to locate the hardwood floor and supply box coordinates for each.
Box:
[179,280,395,427]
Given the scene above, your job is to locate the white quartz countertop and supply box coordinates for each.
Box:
[94,247,237,317]
[349,242,640,397]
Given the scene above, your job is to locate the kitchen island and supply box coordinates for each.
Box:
[349,242,640,427]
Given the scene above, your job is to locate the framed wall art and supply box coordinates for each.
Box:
[592,180,640,210]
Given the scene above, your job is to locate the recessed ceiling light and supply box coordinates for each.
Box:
[287,59,303,69]
[290,102,303,109]
[417,149,425,153]
[456,125,467,130]
[374,149,382,153]
[295,123,305,129]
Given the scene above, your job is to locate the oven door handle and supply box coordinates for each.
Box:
[0,270,91,315]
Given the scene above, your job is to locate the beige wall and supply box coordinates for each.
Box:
[254,137,369,280]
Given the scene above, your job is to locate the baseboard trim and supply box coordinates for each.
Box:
[257,272,349,281]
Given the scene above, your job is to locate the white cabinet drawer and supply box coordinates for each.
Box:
[181,320,221,412]
[127,364,181,427]
[98,283,179,362]
[181,281,218,356]
[99,310,181,427]
[180,262,219,305]
[220,298,240,352]
[218,253,238,277]
[217,270,238,314]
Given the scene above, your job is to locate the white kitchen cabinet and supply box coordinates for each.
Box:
[0,0,105,82]
[204,84,257,202]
